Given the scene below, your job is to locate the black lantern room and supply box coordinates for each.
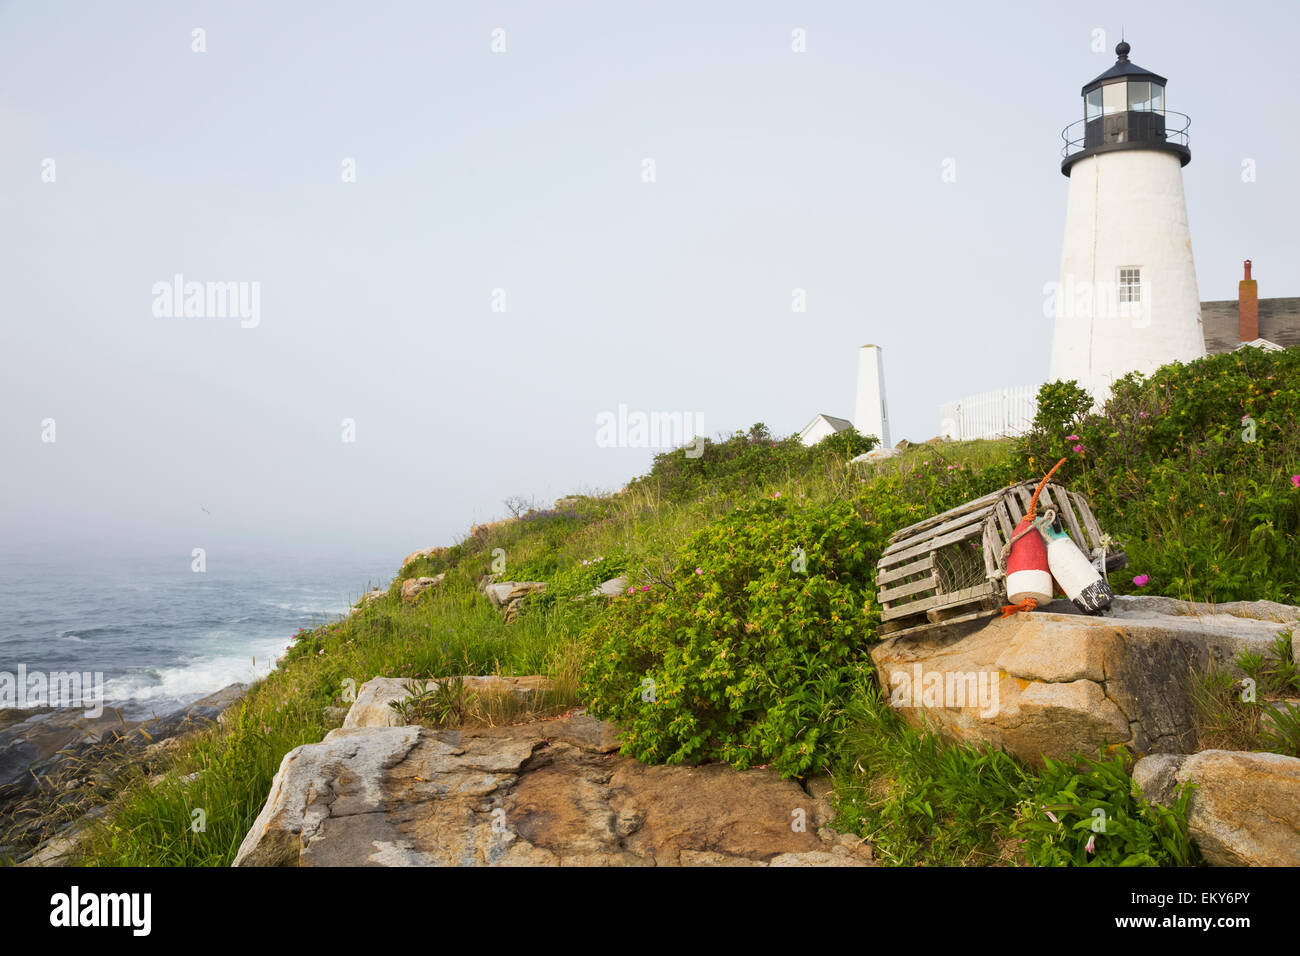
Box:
[1060,41,1190,175]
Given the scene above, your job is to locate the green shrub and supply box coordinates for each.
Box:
[580,498,876,777]
[814,426,879,460]
[1023,379,1094,466]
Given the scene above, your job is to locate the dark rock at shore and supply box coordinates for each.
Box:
[0,682,248,863]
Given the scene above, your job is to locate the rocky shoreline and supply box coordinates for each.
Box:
[0,682,248,864]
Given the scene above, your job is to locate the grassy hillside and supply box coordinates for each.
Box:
[59,347,1299,867]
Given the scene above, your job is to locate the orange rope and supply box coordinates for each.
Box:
[1027,457,1068,520]
[1001,598,1037,617]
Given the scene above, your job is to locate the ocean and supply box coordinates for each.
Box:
[0,550,395,720]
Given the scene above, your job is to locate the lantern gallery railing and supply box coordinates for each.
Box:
[1060,109,1191,160]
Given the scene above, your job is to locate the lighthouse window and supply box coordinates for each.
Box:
[1085,88,1103,121]
[1102,82,1126,115]
[1119,268,1142,303]
[1127,81,1151,112]
[1150,84,1164,114]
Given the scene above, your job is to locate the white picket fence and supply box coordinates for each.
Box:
[938,386,1038,441]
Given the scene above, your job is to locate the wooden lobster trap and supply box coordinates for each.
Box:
[875,481,1127,638]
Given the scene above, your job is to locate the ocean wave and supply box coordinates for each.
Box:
[103,646,284,712]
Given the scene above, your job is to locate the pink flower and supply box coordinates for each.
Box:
[626,587,634,595]
[695,567,703,575]
[1291,475,1300,489]
[1043,807,1059,824]
[1133,574,1149,587]
[1085,834,1096,854]
[1065,435,1080,442]
[640,585,650,592]
[773,492,781,499]
[1072,444,1084,453]
[1219,491,1226,495]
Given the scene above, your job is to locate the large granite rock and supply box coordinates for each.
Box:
[1133,750,1300,867]
[400,574,445,604]
[869,596,1300,765]
[342,676,557,729]
[233,713,870,867]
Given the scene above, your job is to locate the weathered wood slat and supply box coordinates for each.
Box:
[981,521,1000,582]
[878,521,986,569]
[927,593,1000,623]
[1005,488,1025,527]
[993,500,1015,543]
[877,572,938,603]
[880,583,995,621]
[1047,485,1086,552]
[1073,491,1103,551]
[886,487,1007,543]
[876,554,935,586]
[876,606,1001,639]
[881,503,997,556]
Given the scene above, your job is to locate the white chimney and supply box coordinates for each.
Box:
[853,344,891,448]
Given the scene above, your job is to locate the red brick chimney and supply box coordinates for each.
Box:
[1239,259,1258,342]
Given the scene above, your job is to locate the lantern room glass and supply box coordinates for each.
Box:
[1085,88,1102,121]
[1127,81,1151,111]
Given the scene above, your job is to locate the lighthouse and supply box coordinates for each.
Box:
[1048,41,1206,399]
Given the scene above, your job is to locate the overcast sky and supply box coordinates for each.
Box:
[2,0,1298,561]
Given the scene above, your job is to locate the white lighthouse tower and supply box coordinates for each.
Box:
[1048,41,1206,399]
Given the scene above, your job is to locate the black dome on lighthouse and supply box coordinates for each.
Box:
[1081,41,1168,94]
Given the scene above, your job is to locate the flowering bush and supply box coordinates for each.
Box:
[580,498,875,777]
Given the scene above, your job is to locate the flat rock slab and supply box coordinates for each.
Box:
[589,576,629,599]
[234,713,870,867]
[484,582,547,610]
[343,676,557,729]
[870,596,1300,765]
[1134,750,1300,867]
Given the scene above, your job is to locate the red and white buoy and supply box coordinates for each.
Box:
[1005,517,1053,606]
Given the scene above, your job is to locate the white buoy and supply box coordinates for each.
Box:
[1042,516,1113,614]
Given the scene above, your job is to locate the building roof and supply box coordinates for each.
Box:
[1236,338,1285,352]
[1202,297,1300,354]
[798,413,853,440]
